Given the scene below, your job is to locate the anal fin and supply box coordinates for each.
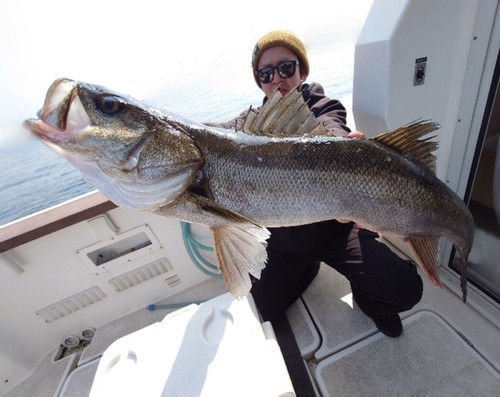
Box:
[403,236,443,288]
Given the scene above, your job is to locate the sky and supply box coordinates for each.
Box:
[0,0,373,155]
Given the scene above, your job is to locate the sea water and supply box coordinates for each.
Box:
[0,45,354,226]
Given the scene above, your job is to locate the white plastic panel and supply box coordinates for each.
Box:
[353,0,481,180]
[0,206,214,395]
[352,0,500,296]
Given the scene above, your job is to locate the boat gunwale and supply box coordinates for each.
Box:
[0,191,117,252]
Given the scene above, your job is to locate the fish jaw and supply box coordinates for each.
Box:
[24,78,204,213]
[24,78,91,145]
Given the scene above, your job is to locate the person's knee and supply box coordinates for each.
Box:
[352,260,423,317]
[390,261,423,311]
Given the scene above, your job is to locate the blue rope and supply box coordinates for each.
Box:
[147,301,206,311]
[181,222,222,278]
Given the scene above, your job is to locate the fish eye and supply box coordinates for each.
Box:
[97,95,125,115]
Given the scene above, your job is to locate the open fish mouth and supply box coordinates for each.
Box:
[23,78,90,143]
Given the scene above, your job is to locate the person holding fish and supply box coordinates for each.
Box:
[206,29,424,337]
[27,30,473,340]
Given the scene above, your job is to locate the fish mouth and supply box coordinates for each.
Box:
[23,78,91,143]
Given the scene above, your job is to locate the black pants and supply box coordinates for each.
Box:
[250,223,423,322]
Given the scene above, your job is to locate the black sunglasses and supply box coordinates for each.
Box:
[255,60,300,84]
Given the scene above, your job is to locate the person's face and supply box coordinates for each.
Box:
[257,46,307,98]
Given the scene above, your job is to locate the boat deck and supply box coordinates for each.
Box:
[291,265,500,396]
[5,248,500,397]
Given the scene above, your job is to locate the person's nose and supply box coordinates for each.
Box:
[272,69,283,84]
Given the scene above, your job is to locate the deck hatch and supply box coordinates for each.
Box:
[77,224,162,273]
[36,286,107,323]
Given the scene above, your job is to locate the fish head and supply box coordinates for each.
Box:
[24,78,203,212]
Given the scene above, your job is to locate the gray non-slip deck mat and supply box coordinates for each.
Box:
[301,265,377,360]
[315,311,500,397]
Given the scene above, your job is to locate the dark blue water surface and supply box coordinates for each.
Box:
[0,143,95,226]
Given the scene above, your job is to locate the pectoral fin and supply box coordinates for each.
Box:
[190,193,270,298]
[211,223,270,298]
[403,236,443,288]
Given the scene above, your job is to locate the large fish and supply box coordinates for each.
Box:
[24,78,474,301]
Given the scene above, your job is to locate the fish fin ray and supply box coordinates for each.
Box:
[403,236,443,288]
[455,245,469,303]
[371,120,439,172]
[242,107,257,132]
[242,89,282,135]
[211,224,270,299]
[191,193,262,226]
[242,85,328,137]
[460,253,468,303]
[188,193,270,298]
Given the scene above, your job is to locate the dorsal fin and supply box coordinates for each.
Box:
[242,86,327,137]
[241,89,439,172]
[371,120,440,172]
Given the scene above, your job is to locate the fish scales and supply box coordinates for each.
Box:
[191,128,466,238]
[24,78,474,300]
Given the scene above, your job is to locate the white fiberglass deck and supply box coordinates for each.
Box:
[6,255,500,397]
[291,265,500,396]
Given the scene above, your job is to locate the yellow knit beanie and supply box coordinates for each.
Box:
[251,29,310,87]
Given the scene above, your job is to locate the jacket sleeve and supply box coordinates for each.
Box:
[204,108,254,131]
[303,83,351,136]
